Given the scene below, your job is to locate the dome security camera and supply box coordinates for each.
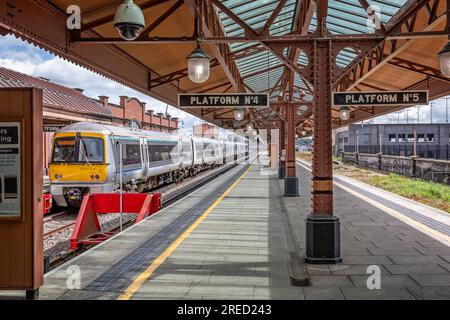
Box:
[114,0,145,41]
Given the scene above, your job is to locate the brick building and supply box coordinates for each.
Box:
[193,123,219,139]
[97,95,178,132]
[0,67,178,174]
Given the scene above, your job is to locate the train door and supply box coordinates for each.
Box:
[141,138,149,177]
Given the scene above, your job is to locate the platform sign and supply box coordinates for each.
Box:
[0,122,21,217]
[178,93,268,108]
[44,124,66,132]
[332,90,428,107]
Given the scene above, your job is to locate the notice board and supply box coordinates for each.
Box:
[0,88,43,292]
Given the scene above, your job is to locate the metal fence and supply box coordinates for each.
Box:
[341,144,450,160]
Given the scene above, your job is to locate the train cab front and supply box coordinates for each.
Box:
[49,132,112,207]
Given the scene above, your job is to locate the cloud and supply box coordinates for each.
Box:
[0,34,202,129]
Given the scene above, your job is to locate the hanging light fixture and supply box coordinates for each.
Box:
[340,106,351,121]
[301,130,307,137]
[247,121,254,131]
[439,41,450,78]
[234,107,245,121]
[187,41,210,83]
[114,0,145,41]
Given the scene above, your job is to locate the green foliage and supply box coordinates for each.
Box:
[367,174,450,213]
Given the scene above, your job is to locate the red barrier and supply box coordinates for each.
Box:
[43,194,52,215]
[70,193,161,249]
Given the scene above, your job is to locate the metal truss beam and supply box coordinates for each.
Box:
[184,0,244,91]
[150,58,220,88]
[335,0,448,91]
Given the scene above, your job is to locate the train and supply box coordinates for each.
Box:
[49,122,249,207]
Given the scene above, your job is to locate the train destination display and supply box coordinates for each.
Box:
[179,93,268,108]
[0,122,21,217]
[332,90,429,107]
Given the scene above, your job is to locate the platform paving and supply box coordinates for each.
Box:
[36,161,450,300]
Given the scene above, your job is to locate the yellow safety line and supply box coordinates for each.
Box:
[117,164,254,300]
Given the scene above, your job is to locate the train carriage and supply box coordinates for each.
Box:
[49,122,247,207]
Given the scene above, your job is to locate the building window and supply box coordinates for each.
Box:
[417,134,425,143]
[344,137,348,143]
[398,134,405,142]
[388,134,396,142]
[407,134,414,142]
[427,134,434,143]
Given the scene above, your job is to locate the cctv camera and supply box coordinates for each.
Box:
[114,0,145,41]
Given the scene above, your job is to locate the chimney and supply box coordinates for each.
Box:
[73,88,84,94]
[98,96,109,108]
[119,96,128,108]
[38,77,50,82]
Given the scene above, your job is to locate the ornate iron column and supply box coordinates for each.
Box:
[284,102,299,196]
[305,3,342,263]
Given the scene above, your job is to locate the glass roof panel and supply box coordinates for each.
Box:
[215,0,410,95]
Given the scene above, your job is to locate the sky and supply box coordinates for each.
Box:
[0,34,449,128]
[0,34,205,132]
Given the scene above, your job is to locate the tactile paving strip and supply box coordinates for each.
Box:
[298,161,450,237]
[85,164,250,293]
[335,176,450,237]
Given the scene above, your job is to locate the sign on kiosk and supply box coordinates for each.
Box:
[0,123,21,218]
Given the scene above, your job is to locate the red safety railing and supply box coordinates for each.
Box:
[70,193,161,249]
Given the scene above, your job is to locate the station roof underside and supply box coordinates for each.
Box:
[0,0,449,134]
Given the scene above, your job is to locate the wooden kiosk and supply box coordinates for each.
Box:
[0,88,43,299]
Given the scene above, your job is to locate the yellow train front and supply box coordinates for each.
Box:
[49,126,114,207]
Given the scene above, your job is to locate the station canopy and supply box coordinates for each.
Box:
[0,0,449,134]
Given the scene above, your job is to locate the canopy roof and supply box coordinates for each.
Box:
[0,0,449,134]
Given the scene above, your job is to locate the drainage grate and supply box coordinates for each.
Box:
[85,164,250,293]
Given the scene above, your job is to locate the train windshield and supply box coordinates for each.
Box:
[52,136,104,163]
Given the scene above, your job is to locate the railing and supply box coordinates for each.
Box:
[340,144,450,160]
[341,152,450,185]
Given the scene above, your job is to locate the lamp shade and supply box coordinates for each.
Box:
[234,108,245,121]
[340,106,351,121]
[439,41,450,78]
[187,45,210,83]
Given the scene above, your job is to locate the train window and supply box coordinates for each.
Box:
[148,143,177,164]
[52,137,104,163]
[80,138,103,163]
[121,143,141,165]
[182,142,191,156]
[203,142,215,157]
